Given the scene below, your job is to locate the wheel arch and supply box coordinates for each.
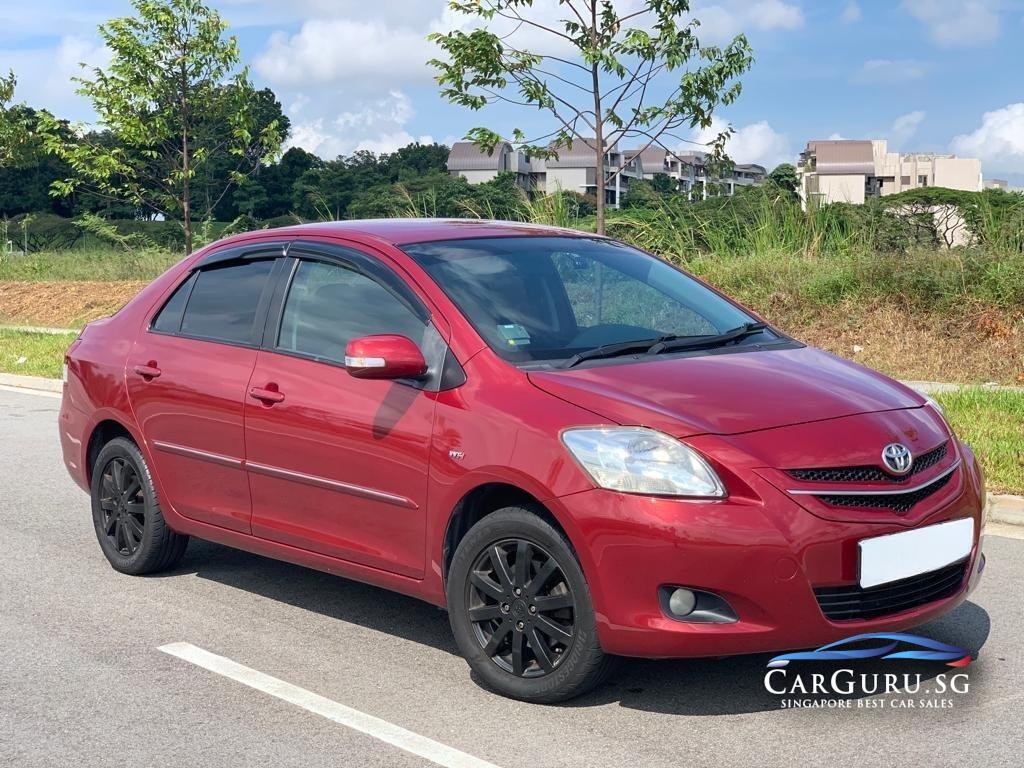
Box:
[85,418,138,485]
[441,482,582,588]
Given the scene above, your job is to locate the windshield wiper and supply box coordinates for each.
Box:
[559,322,769,369]
[560,335,675,369]
[647,321,769,355]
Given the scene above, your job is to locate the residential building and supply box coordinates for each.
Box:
[447,141,532,191]
[984,178,1008,191]
[623,147,765,198]
[446,140,766,206]
[798,139,982,205]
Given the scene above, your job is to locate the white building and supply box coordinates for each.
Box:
[799,139,982,205]
[448,140,766,206]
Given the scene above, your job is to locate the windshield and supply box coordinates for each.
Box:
[403,236,767,366]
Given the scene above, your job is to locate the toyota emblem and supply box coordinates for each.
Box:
[881,443,914,475]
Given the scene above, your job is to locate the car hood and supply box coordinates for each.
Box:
[528,346,925,437]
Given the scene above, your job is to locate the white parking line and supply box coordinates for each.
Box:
[158,642,501,768]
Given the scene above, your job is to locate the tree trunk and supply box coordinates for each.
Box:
[590,9,605,236]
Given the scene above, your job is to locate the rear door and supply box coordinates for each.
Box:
[127,248,283,533]
[242,245,447,578]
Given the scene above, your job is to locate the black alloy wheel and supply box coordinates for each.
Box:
[98,457,146,557]
[447,506,616,703]
[467,539,576,677]
[90,437,188,575]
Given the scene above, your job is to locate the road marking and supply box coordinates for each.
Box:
[0,384,61,399]
[158,642,501,768]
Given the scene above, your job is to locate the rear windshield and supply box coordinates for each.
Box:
[403,236,762,366]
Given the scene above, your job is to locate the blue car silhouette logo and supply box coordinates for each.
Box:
[767,633,972,669]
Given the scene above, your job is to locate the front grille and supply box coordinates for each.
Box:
[788,441,948,484]
[815,560,967,621]
[816,470,953,513]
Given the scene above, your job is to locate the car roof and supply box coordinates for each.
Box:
[227,219,600,248]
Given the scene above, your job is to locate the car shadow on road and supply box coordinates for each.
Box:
[174,539,991,716]
[177,539,461,654]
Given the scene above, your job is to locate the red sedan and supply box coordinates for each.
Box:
[59,220,986,702]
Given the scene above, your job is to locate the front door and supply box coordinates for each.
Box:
[243,249,442,578]
[127,255,279,533]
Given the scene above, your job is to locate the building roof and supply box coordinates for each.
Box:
[735,163,767,176]
[546,138,606,168]
[447,140,511,171]
[623,147,668,171]
[805,140,874,175]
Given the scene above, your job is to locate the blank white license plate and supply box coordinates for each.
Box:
[859,518,975,589]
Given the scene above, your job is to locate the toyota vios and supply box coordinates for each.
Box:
[59,220,986,702]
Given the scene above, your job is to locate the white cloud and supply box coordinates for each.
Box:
[336,91,413,131]
[902,0,1003,47]
[827,132,847,140]
[951,103,1024,174]
[689,118,793,170]
[852,58,929,84]
[840,1,862,23]
[284,90,432,158]
[890,110,926,146]
[5,36,109,121]
[255,18,436,89]
[354,132,436,155]
[692,0,805,43]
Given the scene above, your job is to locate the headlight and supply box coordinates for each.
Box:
[561,427,726,497]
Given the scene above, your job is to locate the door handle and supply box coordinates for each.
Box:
[133,364,162,379]
[249,386,285,404]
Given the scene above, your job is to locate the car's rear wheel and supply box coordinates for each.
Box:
[91,437,188,575]
[447,506,616,703]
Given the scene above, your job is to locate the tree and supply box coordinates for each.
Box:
[649,172,677,195]
[1,71,35,168]
[430,0,753,234]
[193,87,291,220]
[768,163,798,197]
[42,0,283,252]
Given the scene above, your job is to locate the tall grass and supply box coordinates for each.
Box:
[600,188,1024,314]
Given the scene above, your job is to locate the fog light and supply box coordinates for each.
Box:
[668,588,697,616]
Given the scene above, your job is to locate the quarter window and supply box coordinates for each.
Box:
[277,260,426,364]
[178,259,275,344]
[151,273,195,333]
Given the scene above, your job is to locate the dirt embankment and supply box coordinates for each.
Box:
[0,280,147,327]
[1,280,1021,385]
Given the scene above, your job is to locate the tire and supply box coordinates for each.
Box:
[90,437,188,575]
[447,505,616,703]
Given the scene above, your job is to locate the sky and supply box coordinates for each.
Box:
[4,0,1024,186]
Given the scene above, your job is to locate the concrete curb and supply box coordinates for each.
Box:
[0,324,80,335]
[0,371,63,393]
[905,380,1024,394]
[990,494,1024,527]
[2,371,1023,526]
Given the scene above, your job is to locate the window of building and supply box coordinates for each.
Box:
[901,175,911,186]
[918,174,928,187]
[177,259,275,344]
[277,260,426,364]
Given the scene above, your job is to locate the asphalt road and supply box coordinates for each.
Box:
[1,386,1022,768]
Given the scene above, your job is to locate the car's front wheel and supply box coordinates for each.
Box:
[447,506,616,703]
[90,437,188,575]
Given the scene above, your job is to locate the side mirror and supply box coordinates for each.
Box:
[344,334,427,380]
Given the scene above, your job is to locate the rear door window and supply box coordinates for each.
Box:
[178,259,275,344]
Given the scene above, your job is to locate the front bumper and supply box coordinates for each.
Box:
[554,443,986,658]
